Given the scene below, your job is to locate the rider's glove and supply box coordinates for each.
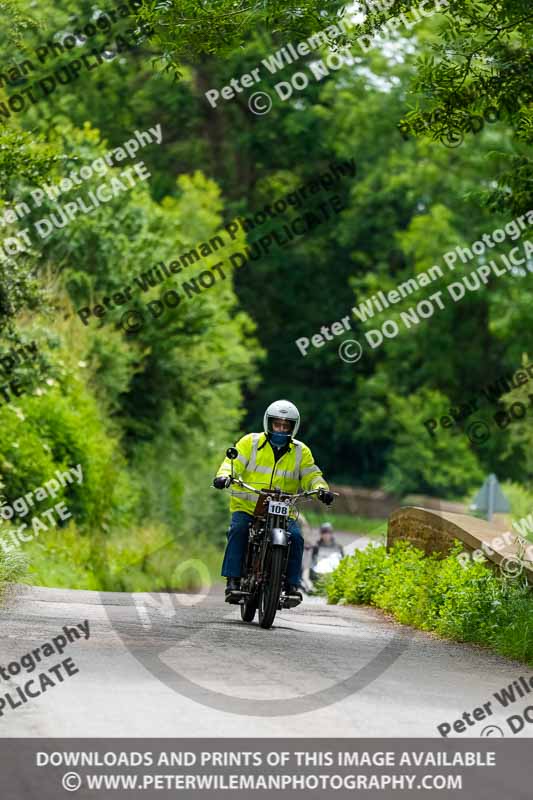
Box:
[213,476,231,489]
[317,488,335,506]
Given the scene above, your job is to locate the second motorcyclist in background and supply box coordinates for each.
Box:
[312,521,344,560]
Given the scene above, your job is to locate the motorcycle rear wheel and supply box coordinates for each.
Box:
[258,545,285,629]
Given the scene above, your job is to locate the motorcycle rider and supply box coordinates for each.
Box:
[213,399,335,602]
[312,521,344,560]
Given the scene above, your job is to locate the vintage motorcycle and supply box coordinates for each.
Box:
[308,544,344,587]
[222,447,336,629]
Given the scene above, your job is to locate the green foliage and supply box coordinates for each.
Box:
[0,0,39,47]
[368,0,532,213]
[496,354,533,484]
[22,521,223,593]
[21,522,101,590]
[103,525,223,593]
[381,390,484,496]
[136,0,343,75]
[0,0,531,598]
[0,58,261,592]
[327,543,389,606]
[327,541,533,664]
[0,360,138,529]
[0,126,59,332]
[502,481,533,529]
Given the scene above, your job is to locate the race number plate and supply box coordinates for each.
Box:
[268,499,290,516]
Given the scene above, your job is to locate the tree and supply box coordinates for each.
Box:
[136,0,344,73]
[369,0,533,214]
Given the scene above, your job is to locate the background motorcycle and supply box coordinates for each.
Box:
[308,545,344,588]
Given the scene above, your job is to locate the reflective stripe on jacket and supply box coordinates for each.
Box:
[216,432,329,514]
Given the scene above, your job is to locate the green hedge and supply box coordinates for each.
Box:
[0,380,140,531]
[327,541,533,665]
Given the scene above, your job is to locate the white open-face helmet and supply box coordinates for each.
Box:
[263,399,300,445]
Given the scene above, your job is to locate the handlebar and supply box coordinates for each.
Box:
[228,476,338,503]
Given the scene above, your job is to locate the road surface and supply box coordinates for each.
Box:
[0,563,529,738]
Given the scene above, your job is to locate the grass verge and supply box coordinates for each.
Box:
[326,540,533,665]
[0,546,28,600]
[7,522,224,593]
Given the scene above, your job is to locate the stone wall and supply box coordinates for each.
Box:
[330,484,468,519]
[329,485,399,518]
[387,506,533,585]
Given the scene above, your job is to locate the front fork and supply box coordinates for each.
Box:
[242,519,301,609]
[263,516,292,589]
[242,516,292,588]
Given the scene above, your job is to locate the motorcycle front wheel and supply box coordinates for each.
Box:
[240,592,258,622]
[258,545,285,629]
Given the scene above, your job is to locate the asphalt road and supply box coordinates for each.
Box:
[1,553,531,738]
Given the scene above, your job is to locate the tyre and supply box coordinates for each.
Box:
[258,545,285,629]
[240,593,258,622]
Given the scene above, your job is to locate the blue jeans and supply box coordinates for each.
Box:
[221,511,304,585]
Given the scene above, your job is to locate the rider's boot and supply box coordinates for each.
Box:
[285,583,303,601]
[225,577,242,604]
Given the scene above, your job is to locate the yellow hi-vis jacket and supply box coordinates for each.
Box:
[216,432,329,515]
